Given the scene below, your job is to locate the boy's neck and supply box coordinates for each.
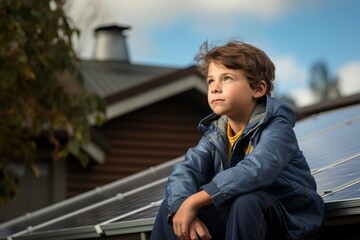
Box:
[227,102,257,134]
[228,118,247,134]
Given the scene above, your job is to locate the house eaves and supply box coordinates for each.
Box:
[102,65,207,121]
[79,60,179,162]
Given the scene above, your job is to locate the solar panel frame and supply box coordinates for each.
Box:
[325,198,360,218]
[10,226,99,240]
[100,218,155,237]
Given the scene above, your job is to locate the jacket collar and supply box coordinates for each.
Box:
[198,97,268,135]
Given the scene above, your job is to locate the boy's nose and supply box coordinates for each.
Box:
[211,84,221,94]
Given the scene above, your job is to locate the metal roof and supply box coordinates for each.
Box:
[1,104,360,240]
[79,60,178,98]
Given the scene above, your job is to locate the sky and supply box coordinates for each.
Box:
[65,0,360,107]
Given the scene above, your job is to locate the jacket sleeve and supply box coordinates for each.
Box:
[201,117,299,207]
[166,136,214,214]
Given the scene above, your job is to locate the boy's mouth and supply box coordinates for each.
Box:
[211,99,225,104]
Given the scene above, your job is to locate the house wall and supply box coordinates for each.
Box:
[0,160,67,223]
[67,90,211,197]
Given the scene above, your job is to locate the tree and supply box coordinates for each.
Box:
[309,60,341,101]
[0,0,105,203]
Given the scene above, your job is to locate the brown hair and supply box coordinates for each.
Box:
[194,40,275,95]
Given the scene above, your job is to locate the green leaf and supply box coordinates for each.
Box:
[67,140,80,156]
[95,113,105,126]
[78,153,89,169]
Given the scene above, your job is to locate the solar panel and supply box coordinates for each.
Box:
[297,111,360,171]
[295,104,360,138]
[1,104,360,240]
[313,155,360,199]
[0,158,179,239]
[31,178,165,233]
[295,105,360,208]
[323,182,360,202]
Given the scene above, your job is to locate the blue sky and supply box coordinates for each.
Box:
[66,0,360,106]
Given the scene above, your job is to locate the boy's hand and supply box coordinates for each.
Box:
[174,214,212,240]
[189,217,212,240]
[173,198,197,239]
[172,191,212,240]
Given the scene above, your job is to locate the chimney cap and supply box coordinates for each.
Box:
[94,25,130,34]
[93,24,131,62]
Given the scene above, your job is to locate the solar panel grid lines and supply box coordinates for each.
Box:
[311,153,360,175]
[323,183,360,202]
[316,154,360,203]
[299,119,360,170]
[297,116,360,142]
[7,178,168,239]
[296,104,360,207]
[97,199,163,226]
[321,178,360,198]
[93,200,164,236]
[5,194,119,238]
[0,156,182,239]
[36,178,167,232]
[118,205,161,221]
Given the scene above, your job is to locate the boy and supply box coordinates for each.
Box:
[151,41,325,240]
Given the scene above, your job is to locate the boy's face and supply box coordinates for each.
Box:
[206,61,259,120]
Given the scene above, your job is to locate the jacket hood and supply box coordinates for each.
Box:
[198,96,296,135]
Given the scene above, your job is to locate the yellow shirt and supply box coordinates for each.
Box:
[227,122,244,156]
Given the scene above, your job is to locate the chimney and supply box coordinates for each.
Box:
[93,25,130,62]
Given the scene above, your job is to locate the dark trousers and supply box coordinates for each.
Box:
[150,190,289,240]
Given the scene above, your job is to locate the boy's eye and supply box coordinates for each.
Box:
[224,76,232,81]
[207,79,214,85]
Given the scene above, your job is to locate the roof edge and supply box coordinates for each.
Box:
[296,93,360,120]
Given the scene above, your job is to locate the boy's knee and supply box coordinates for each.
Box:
[230,190,274,213]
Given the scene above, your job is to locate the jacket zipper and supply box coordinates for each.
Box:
[230,125,261,160]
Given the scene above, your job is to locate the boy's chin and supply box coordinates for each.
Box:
[212,110,227,116]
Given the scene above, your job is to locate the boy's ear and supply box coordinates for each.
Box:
[252,80,267,99]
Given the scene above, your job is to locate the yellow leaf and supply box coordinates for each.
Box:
[23,66,36,80]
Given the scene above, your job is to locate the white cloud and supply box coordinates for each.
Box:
[338,62,360,96]
[190,0,294,21]
[290,88,318,107]
[102,0,320,25]
[65,0,318,59]
[273,56,307,85]
[283,60,360,107]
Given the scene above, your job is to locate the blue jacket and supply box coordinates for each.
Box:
[166,96,325,239]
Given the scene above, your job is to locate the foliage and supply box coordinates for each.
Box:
[0,0,105,203]
[309,60,341,101]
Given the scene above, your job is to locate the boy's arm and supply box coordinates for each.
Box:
[167,137,214,214]
[172,190,212,240]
